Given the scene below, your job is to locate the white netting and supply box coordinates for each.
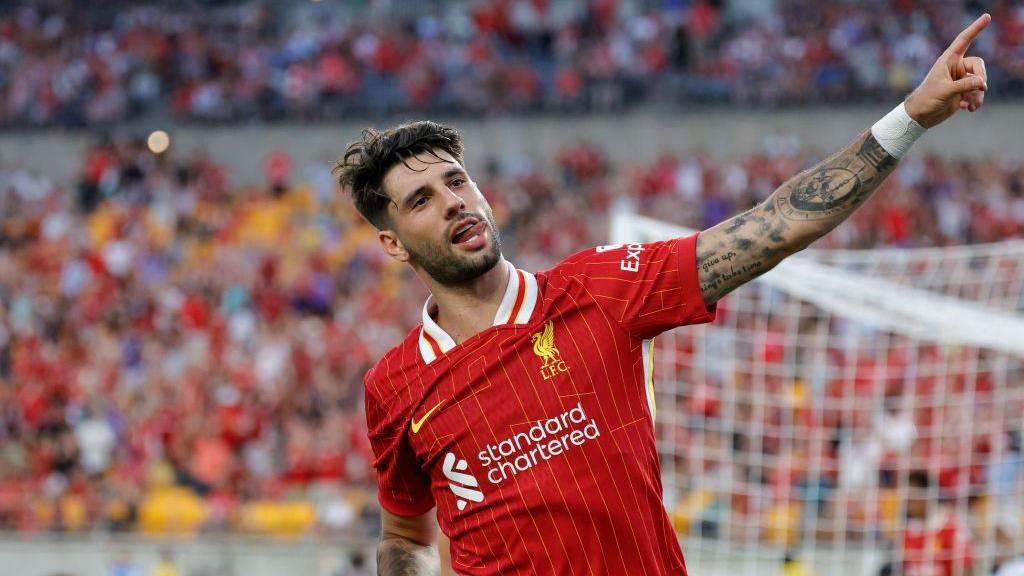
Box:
[611,212,1024,576]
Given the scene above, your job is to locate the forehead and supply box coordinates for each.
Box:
[382,149,464,202]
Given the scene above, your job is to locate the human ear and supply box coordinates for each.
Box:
[378,229,410,263]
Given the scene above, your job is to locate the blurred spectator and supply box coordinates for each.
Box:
[1,0,1024,127]
[901,471,974,576]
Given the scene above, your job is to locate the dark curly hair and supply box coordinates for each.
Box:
[333,121,465,230]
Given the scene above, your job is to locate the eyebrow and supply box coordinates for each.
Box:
[399,168,468,210]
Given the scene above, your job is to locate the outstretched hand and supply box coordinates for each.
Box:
[905,13,991,128]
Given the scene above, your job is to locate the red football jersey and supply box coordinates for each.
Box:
[365,234,716,575]
[902,512,974,576]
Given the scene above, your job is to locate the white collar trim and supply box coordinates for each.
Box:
[417,261,538,364]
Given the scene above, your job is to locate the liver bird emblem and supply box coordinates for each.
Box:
[531,321,561,366]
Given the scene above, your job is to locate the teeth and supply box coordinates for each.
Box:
[454,221,476,241]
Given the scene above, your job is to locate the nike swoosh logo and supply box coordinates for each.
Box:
[411,400,446,434]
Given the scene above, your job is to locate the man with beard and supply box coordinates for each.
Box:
[335,14,992,576]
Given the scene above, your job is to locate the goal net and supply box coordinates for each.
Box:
[611,212,1024,576]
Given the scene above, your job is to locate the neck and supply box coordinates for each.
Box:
[423,259,510,344]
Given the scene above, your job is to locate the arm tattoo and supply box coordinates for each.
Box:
[377,539,440,576]
[697,201,781,303]
[775,132,898,221]
[855,133,898,173]
[697,131,899,305]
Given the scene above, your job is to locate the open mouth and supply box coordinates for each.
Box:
[450,219,486,245]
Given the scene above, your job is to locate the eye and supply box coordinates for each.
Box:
[449,178,466,188]
[413,195,428,208]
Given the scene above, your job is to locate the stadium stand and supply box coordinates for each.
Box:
[2,0,1024,126]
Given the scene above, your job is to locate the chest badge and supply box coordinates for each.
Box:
[531,321,570,381]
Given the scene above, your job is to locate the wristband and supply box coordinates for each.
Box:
[870,102,926,159]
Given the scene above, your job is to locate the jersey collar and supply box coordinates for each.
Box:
[418,261,539,365]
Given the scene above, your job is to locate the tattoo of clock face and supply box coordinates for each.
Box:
[776,167,863,221]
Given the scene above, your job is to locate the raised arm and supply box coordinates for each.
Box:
[696,130,896,304]
[378,508,440,575]
[696,13,991,306]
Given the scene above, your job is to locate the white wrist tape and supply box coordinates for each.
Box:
[870,102,926,159]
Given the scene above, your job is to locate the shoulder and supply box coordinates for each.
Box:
[537,243,629,284]
[539,239,684,286]
[529,245,630,302]
[364,326,429,435]
[553,243,630,270]
[365,326,424,402]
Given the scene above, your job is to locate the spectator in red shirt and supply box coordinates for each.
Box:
[901,471,974,576]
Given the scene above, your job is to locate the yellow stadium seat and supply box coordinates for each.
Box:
[238,500,317,537]
[32,498,54,529]
[104,497,132,526]
[58,495,87,532]
[138,487,209,535]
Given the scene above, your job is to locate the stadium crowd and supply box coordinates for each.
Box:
[4,0,1024,126]
[0,132,1021,543]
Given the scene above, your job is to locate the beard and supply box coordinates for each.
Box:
[403,210,503,285]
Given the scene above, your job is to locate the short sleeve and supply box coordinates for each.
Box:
[365,373,435,517]
[553,233,716,339]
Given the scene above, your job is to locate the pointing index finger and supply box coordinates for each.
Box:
[948,13,992,56]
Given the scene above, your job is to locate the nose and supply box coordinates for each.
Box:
[441,186,465,219]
